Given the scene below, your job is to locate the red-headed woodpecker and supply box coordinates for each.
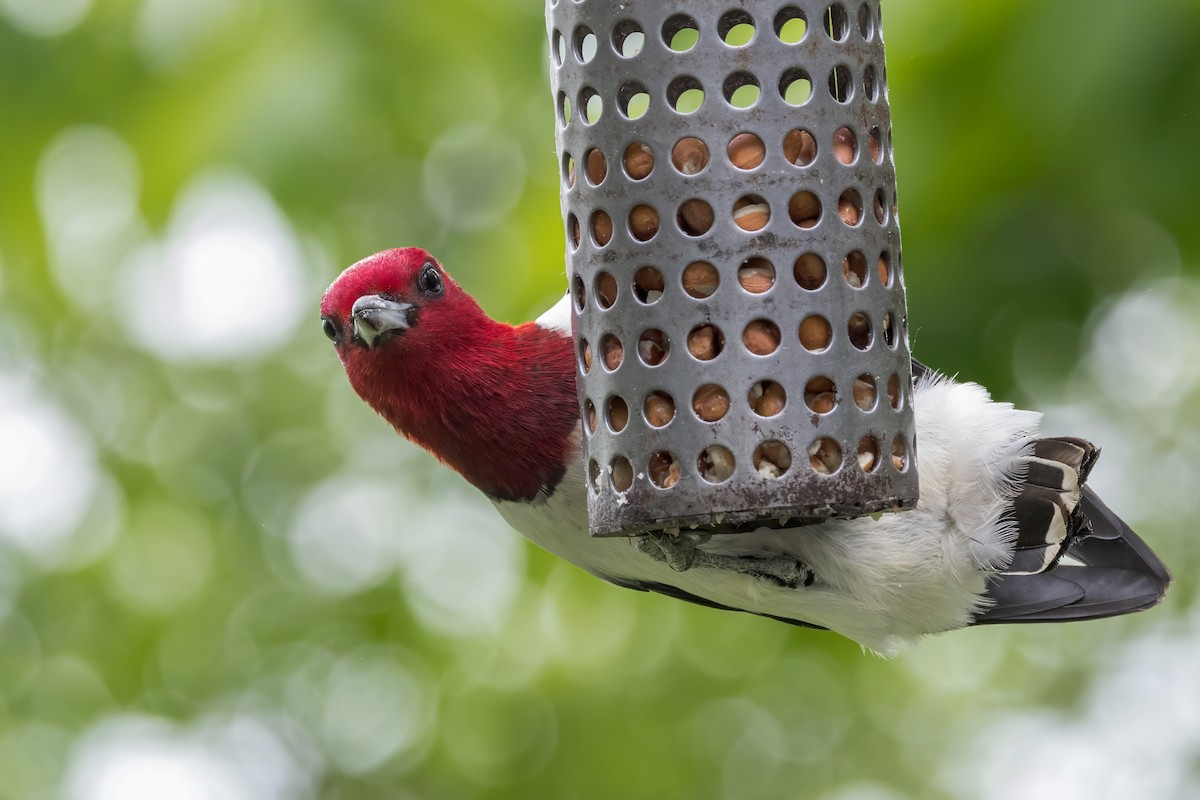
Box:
[320,248,1170,654]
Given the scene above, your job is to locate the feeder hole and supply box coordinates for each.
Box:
[873,189,887,224]
[788,191,821,228]
[877,251,892,286]
[618,82,650,120]
[584,399,596,434]
[733,195,770,232]
[749,380,786,417]
[838,189,863,227]
[743,319,781,356]
[623,142,654,180]
[591,210,613,246]
[610,456,634,492]
[692,384,730,422]
[738,257,775,293]
[723,72,761,108]
[852,374,877,411]
[891,434,909,472]
[678,198,714,236]
[585,148,607,185]
[780,67,813,106]
[595,271,617,308]
[887,374,901,409]
[600,333,623,370]
[671,137,710,175]
[629,204,660,241]
[774,7,807,45]
[699,445,735,484]
[857,436,880,472]
[804,376,837,414]
[579,339,591,374]
[607,396,629,432]
[784,128,817,166]
[638,329,669,366]
[848,312,872,350]
[728,132,765,170]
[613,20,645,58]
[833,126,857,164]
[824,3,849,41]
[794,253,827,290]
[842,251,867,288]
[799,315,832,351]
[754,441,792,479]
[663,14,699,52]
[633,266,664,304]
[828,65,852,103]
[682,261,719,298]
[644,392,676,428]
[687,324,724,361]
[719,10,755,46]
[809,437,842,474]
[649,451,682,489]
[668,76,705,114]
[580,87,603,123]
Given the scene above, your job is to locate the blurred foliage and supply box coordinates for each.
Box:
[0,1,1197,798]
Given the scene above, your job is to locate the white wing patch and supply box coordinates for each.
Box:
[535,291,573,336]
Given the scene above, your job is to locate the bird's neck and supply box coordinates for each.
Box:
[362,320,581,502]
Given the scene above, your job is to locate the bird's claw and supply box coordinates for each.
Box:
[637,533,813,588]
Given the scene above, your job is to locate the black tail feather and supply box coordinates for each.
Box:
[975,487,1171,624]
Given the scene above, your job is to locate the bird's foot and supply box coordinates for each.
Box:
[637,533,813,588]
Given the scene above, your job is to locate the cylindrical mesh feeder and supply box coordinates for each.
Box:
[549,0,918,536]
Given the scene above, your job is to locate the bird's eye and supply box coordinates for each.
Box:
[322,317,338,342]
[418,263,443,296]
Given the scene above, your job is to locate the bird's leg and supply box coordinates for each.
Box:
[637,533,814,589]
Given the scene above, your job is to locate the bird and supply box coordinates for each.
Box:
[319,247,1171,654]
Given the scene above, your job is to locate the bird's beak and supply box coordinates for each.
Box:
[352,295,413,348]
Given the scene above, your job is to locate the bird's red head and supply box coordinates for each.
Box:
[320,247,486,369]
[320,247,579,502]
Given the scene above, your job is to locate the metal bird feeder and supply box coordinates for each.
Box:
[549,0,918,536]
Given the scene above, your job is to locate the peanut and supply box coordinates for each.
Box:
[838,192,861,226]
[728,133,765,170]
[596,272,617,307]
[733,201,770,232]
[742,320,780,356]
[848,312,871,349]
[601,335,623,370]
[679,198,714,235]
[852,377,876,410]
[638,329,667,366]
[789,191,820,228]
[672,137,709,175]
[750,380,786,417]
[607,397,629,432]
[783,128,816,166]
[833,126,855,164]
[630,204,660,241]
[755,441,791,478]
[682,261,719,297]
[738,261,775,293]
[592,211,613,246]
[692,384,729,422]
[586,148,607,184]
[687,324,721,360]
[644,392,675,427]
[799,315,831,351]
[649,451,681,489]
[794,253,826,290]
[808,438,841,474]
[623,142,654,180]
[699,445,735,483]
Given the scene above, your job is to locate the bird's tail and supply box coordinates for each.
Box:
[973,437,1171,624]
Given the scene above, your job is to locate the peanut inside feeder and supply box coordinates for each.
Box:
[551,0,918,535]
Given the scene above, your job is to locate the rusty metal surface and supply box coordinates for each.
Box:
[547,0,919,536]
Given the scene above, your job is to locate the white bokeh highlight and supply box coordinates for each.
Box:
[119,170,308,363]
[0,374,100,565]
[36,126,146,314]
[61,714,318,800]
[0,0,91,37]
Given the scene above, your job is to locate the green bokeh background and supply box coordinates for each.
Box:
[1,1,1197,798]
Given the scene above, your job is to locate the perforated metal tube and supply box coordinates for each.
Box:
[549,0,918,536]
